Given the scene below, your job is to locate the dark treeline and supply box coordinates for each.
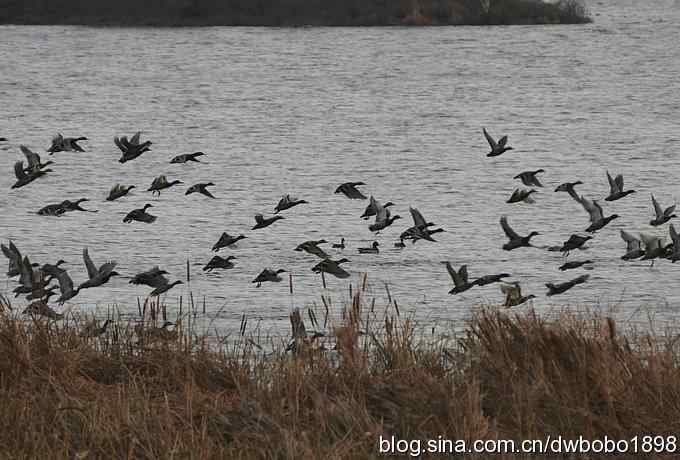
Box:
[0,0,590,26]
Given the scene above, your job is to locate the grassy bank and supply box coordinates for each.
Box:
[0,0,590,26]
[0,291,678,459]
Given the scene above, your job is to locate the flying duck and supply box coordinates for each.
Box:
[274,195,308,213]
[77,248,119,291]
[639,233,667,267]
[620,230,645,260]
[559,234,592,256]
[650,194,676,226]
[311,258,350,279]
[368,197,401,232]
[666,224,680,263]
[605,171,636,201]
[500,282,535,307]
[115,131,152,163]
[252,214,284,230]
[554,181,583,202]
[51,269,80,304]
[546,274,589,296]
[559,260,593,271]
[2,241,24,277]
[252,268,286,287]
[48,133,87,153]
[13,255,52,298]
[506,188,537,204]
[358,241,379,254]
[579,196,618,233]
[332,238,345,249]
[106,184,136,201]
[212,233,247,251]
[295,240,329,259]
[483,127,513,157]
[12,160,51,189]
[148,176,182,195]
[186,182,216,198]
[400,207,443,242]
[149,279,183,297]
[129,266,169,288]
[21,146,53,173]
[472,273,510,286]
[124,204,156,223]
[170,152,205,164]
[334,182,367,199]
[203,255,236,272]
[500,216,539,250]
[360,197,395,220]
[444,262,474,294]
[514,169,544,187]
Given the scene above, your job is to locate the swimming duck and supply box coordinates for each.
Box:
[514,169,544,187]
[21,146,54,173]
[579,196,619,233]
[48,133,87,153]
[252,268,287,287]
[620,230,645,260]
[123,204,156,223]
[78,248,119,291]
[295,240,329,259]
[650,194,676,226]
[472,273,510,286]
[559,234,592,256]
[186,182,216,198]
[358,241,379,254]
[170,152,205,164]
[334,182,367,199]
[666,224,680,263]
[444,262,474,295]
[148,176,182,195]
[500,282,535,307]
[546,274,589,296]
[106,184,136,201]
[149,279,183,297]
[252,214,284,230]
[368,197,401,232]
[500,216,539,251]
[203,255,236,272]
[311,258,350,279]
[360,197,395,220]
[332,238,345,249]
[559,260,593,271]
[12,160,51,189]
[129,266,170,288]
[274,195,308,213]
[115,131,152,163]
[506,188,537,204]
[483,127,513,157]
[554,181,583,202]
[639,233,667,267]
[212,233,247,251]
[605,171,636,201]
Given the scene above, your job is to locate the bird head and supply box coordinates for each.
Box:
[529,231,540,237]
[384,202,395,208]
[372,241,380,248]
[143,204,154,210]
[276,269,287,274]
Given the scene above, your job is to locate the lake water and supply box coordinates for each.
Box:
[2,0,680,337]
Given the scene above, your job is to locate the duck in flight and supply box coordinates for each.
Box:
[106,184,136,201]
[554,181,583,202]
[559,234,592,256]
[212,233,247,251]
[252,268,286,287]
[149,279,183,297]
[666,224,680,263]
[620,230,645,260]
[20,146,53,174]
[252,214,284,230]
[578,196,619,233]
[129,266,169,288]
[311,258,350,279]
[123,204,156,223]
[77,248,119,291]
[483,127,513,157]
[514,169,544,187]
[274,195,308,213]
[368,197,401,232]
[361,197,394,220]
[335,182,367,199]
[38,199,97,216]
[559,260,593,271]
[186,182,216,198]
[500,216,539,251]
[507,188,537,204]
[148,176,182,195]
[1,240,23,277]
[639,233,667,267]
[605,171,636,201]
[472,272,510,286]
[650,194,676,226]
[203,255,236,272]
[500,282,535,307]
[546,274,589,296]
[295,240,329,259]
[444,262,474,295]
[48,133,87,153]
[115,131,152,163]
[400,207,444,243]
[170,152,205,164]
[12,159,51,189]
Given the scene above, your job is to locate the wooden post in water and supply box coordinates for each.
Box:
[186,258,190,284]
[289,273,293,294]
[321,272,326,289]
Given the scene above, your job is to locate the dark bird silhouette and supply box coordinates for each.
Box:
[620,230,645,260]
[360,197,394,220]
[274,195,308,213]
[639,233,667,267]
[514,169,544,187]
[12,160,51,189]
[334,182,367,199]
[605,171,636,201]
[186,182,216,198]
[115,131,152,163]
[212,233,247,251]
[50,269,80,304]
[444,262,474,295]
[1,241,23,277]
[554,181,583,202]
[358,241,379,254]
[123,204,156,223]
[107,184,136,201]
[507,188,537,204]
[472,273,510,286]
[48,133,87,153]
[368,197,401,232]
[77,248,119,291]
[500,282,535,307]
[578,196,619,233]
[311,258,350,279]
[400,207,444,243]
[149,280,183,297]
[171,152,205,163]
[500,216,539,251]
[203,255,236,272]
[21,145,53,173]
[559,234,593,256]
[295,240,329,259]
[546,274,589,296]
[252,214,284,230]
[252,268,286,287]
[483,127,513,157]
[148,176,182,195]
[129,266,169,288]
[666,224,680,263]
[559,260,593,271]
[650,194,676,226]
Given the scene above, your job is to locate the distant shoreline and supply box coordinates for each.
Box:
[0,0,591,27]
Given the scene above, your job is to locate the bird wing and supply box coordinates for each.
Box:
[83,248,98,279]
[19,256,34,287]
[459,265,469,284]
[373,197,387,223]
[497,135,508,148]
[99,261,117,275]
[640,233,662,252]
[665,204,677,218]
[482,128,497,149]
[20,145,40,168]
[14,161,27,180]
[130,131,141,145]
[614,174,624,192]
[620,230,641,251]
[606,171,618,193]
[254,214,264,224]
[533,176,543,187]
[114,136,126,152]
[651,194,663,218]
[444,262,461,286]
[670,224,680,246]
[410,207,427,228]
[580,196,603,222]
[500,216,520,240]
[56,270,74,295]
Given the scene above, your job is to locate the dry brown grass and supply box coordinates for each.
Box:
[0,291,678,459]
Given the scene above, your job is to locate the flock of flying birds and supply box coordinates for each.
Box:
[2,127,680,320]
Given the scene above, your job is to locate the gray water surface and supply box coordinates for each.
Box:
[2,0,680,335]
